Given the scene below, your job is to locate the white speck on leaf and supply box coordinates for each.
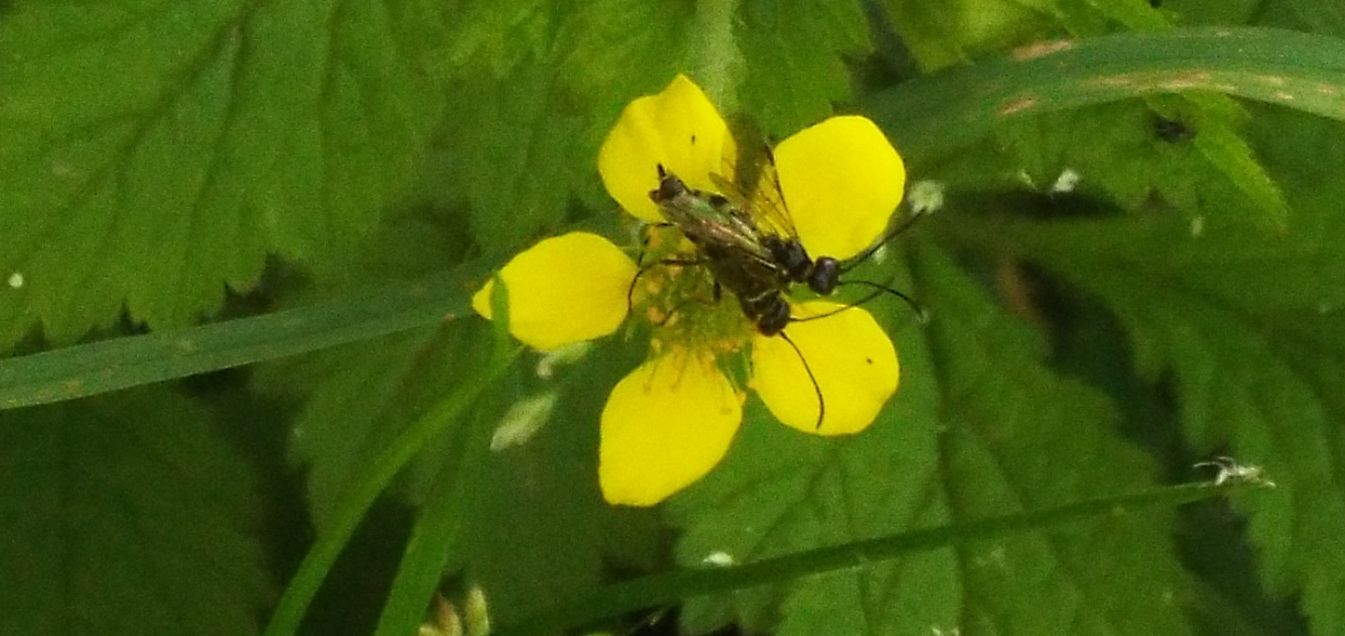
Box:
[464,585,490,636]
[1190,215,1206,238]
[1050,168,1080,193]
[6,272,23,288]
[972,546,1007,569]
[702,551,735,567]
[1195,456,1276,488]
[491,392,559,451]
[909,180,945,215]
[536,341,593,379]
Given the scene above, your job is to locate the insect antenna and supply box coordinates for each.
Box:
[778,329,825,430]
[837,208,928,274]
[791,278,928,324]
[839,279,928,323]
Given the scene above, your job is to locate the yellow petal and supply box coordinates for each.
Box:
[774,116,906,260]
[600,349,743,506]
[750,300,898,435]
[471,232,637,351]
[598,74,737,222]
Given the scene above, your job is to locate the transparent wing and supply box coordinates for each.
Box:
[746,146,801,239]
[706,171,753,219]
[692,203,776,264]
[709,146,799,241]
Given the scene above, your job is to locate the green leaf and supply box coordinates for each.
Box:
[985,94,1288,226]
[665,244,1191,634]
[733,2,871,137]
[375,344,663,634]
[0,0,447,347]
[877,0,1165,72]
[1159,0,1262,26]
[1275,0,1345,35]
[262,331,521,636]
[499,479,1246,636]
[944,108,1345,636]
[266,324,478,529]
[440,64,599,253]
[273,309,661,631]
[371,373,498,636]
[991,219,1345,635]
[912,244,1192,635]
[867,26,1345,229]
[265,317,669,634]
[425,0,704,254]
[0,389,270,635]
[867,27,1345,165]
[431,0,880,254]
[879,0,1051,70]
[465,364,665,618]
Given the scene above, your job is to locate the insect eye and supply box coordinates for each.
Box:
[649,168,688,203]
[809,258,840,295]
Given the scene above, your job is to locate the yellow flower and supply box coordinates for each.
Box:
[473,75,907,506]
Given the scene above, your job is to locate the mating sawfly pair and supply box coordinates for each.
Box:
[634,147,923,428]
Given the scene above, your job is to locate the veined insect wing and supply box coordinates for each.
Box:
[712,146,801,242]
[708,145,817,295]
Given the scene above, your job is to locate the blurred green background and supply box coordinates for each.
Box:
[3,1,1345,634]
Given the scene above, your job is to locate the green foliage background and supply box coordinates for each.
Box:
[1,0,1343,634]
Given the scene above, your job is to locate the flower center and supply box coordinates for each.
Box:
[630,226,755,357]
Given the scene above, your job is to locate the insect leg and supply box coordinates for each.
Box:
[633,222,677,266]
[626,268,648,314]
[627,222,687,314]
[631,253,719,326]
[780,329,817,427]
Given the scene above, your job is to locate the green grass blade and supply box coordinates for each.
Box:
[871,26,1345,161]
[371,282,512,636]
[0,260,490,411]
[262,345,519,636]
[371,390,497,636]
[497,479,1270,636]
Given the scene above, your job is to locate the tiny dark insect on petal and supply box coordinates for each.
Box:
[865,357,873,365]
